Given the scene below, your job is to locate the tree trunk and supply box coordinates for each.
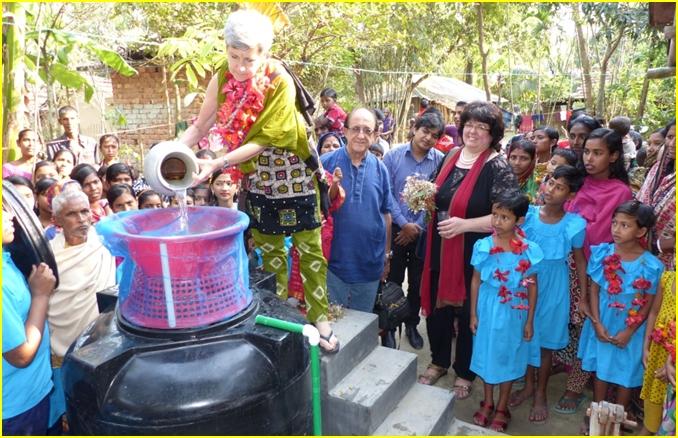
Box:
[464,59,474,85]
[2,2,27,161]
[162,65,173,137]
[395,73,429,143]
[476,3,491,101]
[572,4,595,113]
[595,28,625,117]
[45,81,56,141]
[637,56,654,120]
[354,69,366,105]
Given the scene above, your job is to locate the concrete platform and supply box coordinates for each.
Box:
[321,309,378,392]
[373,383,455,436]
[324,346,417,435]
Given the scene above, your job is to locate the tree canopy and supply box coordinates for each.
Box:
[3,1,674,155]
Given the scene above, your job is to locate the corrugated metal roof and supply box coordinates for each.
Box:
[411,74,500,107]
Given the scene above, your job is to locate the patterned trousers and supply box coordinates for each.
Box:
[553,253,591,394]
[251,228,328,323]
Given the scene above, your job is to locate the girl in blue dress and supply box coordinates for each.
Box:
[469,191,543,432]
[509,165,587,424]
[578,201,664,416]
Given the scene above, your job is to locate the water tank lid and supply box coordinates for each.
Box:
[2,180,59,287]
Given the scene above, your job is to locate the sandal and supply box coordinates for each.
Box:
[472,401,494,427]
[489,409,511,432]
[418,364,448,385]
[453,378,473,400]
[319,330,340,355]
[553,393,587,415]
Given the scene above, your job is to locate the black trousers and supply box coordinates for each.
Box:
[387,225,423,327]
[424,270,476,381]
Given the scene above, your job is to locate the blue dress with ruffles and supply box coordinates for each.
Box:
[578,243,664,387]
[470,236,544,384]
[522,206,586,350]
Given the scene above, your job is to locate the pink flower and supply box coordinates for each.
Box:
[490,246,505,255]
[608,301,626,310]
[510,238,528,255]
[493,269,509,282]
[632,277,652,291]
[515,259,531,274]
[511,304,529,311]
[520,278,535,288]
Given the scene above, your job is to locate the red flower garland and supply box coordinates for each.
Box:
[214,63,274,152]
[603,254,653,328]
[493,269,509,282]
[651,320,676,363]
[625,277,651,327]
[509,238,528,255]
[490,236,531,311]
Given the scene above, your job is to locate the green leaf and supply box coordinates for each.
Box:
[49,63,94,102]
[38,68,48,85]
[191,60,206,78]
[185,65,198,89]
[183,92,199,107]
[89,46,137,76]
[83,83,94,102]
[57,46,72,65]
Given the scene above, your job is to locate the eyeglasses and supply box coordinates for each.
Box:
[464,123,491,132]
[348,126,375,136]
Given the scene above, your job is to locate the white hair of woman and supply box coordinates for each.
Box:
[52,187,89,216]
[224,9,274,53]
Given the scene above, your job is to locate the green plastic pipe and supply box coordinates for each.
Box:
[255,314,323,436]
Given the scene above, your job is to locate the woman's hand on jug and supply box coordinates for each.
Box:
[192,157,224,186]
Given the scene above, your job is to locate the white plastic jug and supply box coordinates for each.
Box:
[143,141,199,196]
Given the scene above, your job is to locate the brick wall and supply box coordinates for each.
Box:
[109,65,208,148]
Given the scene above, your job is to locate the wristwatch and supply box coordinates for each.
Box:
[385,250,393,260]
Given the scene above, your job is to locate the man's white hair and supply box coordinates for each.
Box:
[224,9,273,53]
[52,188,89,216]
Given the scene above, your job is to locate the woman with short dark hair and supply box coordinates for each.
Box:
[418,101,519,408]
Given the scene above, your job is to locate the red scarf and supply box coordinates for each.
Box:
[420,148,492,316]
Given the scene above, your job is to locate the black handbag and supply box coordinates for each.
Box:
[373,281,411,331]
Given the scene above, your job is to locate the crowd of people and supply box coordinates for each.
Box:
[2,8,675,437]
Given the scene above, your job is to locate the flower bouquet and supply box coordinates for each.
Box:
[401,175,437,223]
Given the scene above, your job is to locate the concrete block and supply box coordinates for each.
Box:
[323,346,417,435]
[372,383,455,436]
[446,418,507,436]
[321,309,378,392]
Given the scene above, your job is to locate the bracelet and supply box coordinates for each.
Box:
[222,157,230,169]
[657,238,663,254]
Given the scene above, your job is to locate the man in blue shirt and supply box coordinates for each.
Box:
[2,209,56,435]
[382,112,445,349]
[321,108,392,313]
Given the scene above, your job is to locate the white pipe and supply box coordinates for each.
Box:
[302,324,320,347]
[159,243,177,328]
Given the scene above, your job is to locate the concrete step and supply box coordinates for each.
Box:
[446,418,508,436]
[323,346,417,435]
[321,309,379,392]
[372,383,455,436]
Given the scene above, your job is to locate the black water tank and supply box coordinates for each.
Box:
[62,291,312,435]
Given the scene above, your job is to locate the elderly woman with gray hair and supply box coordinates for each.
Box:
[178,9,338,353]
